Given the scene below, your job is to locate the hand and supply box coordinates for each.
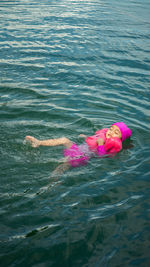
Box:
[97,138,105,146]
[79,134,87,139]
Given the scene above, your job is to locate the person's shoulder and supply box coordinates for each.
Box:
[105,137,122,153]
[96,128,108,134]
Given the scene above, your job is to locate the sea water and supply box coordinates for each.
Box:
[0,0,150,266]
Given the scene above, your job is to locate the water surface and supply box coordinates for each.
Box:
[0,0,150,266]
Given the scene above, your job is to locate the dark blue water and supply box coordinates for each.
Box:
[0,0,150,266]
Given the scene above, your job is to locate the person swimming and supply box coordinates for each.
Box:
[25,122,131,173]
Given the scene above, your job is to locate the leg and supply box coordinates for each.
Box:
[51,161,71,178]
[25,136,73,148]
[39,162,71,193]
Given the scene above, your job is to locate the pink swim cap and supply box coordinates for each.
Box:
[113,122,131,142]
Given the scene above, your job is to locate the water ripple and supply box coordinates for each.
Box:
[0,0,150,266]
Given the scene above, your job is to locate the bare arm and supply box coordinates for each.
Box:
[96,138,105,146]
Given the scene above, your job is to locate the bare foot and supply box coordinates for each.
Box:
[25,136,40,148]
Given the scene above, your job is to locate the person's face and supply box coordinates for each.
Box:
[106,125,122,139]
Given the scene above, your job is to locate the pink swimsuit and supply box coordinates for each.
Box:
[85,128,108,150]
[64,128,122,167]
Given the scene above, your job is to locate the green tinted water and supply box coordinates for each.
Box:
[0,0,150,266]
